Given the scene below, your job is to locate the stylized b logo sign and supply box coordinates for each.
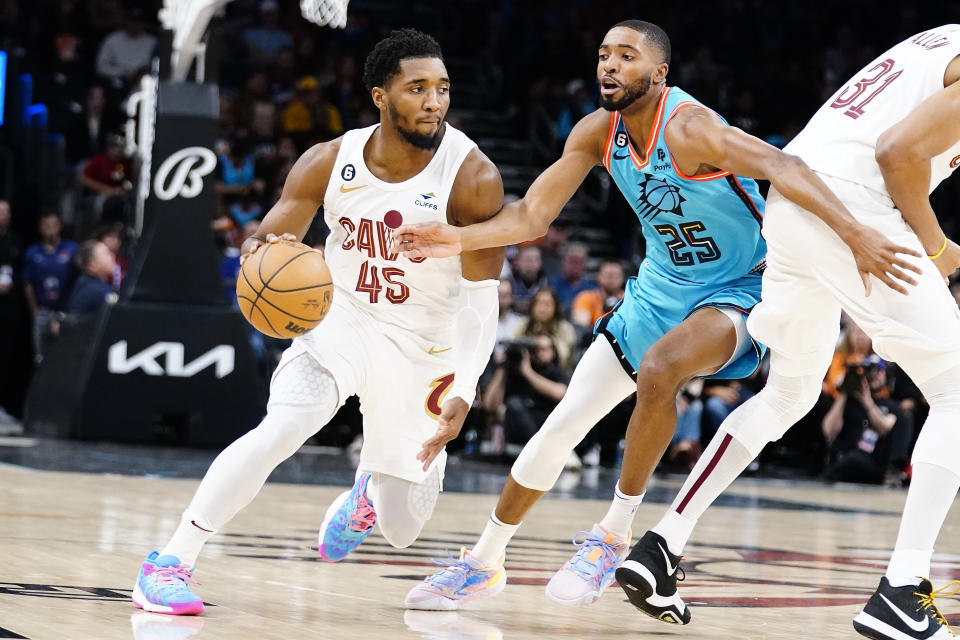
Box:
[153,146,218,201]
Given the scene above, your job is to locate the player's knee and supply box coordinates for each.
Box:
[248,408,319,460]
[724,372,821,457]
[762,371,821,426]
[635,357,684,402]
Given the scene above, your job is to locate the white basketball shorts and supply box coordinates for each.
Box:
[748,173,960,385]
[285,292,455,484]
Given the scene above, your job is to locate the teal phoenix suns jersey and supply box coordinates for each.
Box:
[602,86,766,288]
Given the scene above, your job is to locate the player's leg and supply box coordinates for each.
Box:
[829,250,960,638]
[405,335,636,610]
[851,364,960,640]
[617,189,842,624]
[133,344,350,614]
[617,305,742,498]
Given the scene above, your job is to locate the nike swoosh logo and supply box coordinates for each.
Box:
[879,593,930,632]
[428,346,452,355]
[612,152,630,160]
[658,543,677,576]
[339,184,367,193]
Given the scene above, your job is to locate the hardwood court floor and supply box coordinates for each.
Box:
[2,457,959,640]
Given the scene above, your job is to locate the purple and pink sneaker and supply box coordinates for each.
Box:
[132,551,204,615]
[318,473,377,562]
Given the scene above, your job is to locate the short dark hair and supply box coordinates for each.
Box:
[613,20,671,65]
[362,28,444,91]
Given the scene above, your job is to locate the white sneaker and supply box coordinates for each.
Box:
[546,524,630,606]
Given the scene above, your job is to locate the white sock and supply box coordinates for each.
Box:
[160,511,217,569]
[471,512,520,567]
[653,429,753,556]
[652,510,696,556]
[885,461,960,587]
[598,484,644,537]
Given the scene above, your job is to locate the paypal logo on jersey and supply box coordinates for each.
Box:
[634,174,685,221]
[415,191,439,209]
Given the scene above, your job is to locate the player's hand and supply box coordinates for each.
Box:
[930,239,960,279]
[390,221,463,259]
[417,397,470,472]
[846,224,921,296]
[240,232,297,265]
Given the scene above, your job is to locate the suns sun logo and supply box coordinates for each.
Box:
[634,174,686,221]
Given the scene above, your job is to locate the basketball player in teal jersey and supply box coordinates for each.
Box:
[393,20,921,616]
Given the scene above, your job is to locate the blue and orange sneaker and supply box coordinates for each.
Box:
[132,551,204,615]
[545,524,630,606]
[405,549,506,610]
[318,473,377,562]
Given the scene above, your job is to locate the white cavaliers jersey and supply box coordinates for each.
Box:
[785,25,960,197]
[321,123,475,337]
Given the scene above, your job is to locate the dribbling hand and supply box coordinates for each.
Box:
[240,232,297,266]
[390,222,463,259]
[847,224,921,296]
[417,397,470,472]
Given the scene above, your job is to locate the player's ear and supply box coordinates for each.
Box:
[653,62,668,85]
[371,87,387,112]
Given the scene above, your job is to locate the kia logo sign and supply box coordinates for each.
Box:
[107,340,235,378]
[153,147,217,201]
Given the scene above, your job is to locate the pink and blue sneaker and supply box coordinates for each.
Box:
[132,551,204,615]
[405,549,506,610]
[318,473,377,562]
[545,524,630,606]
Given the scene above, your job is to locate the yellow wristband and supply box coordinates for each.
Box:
[928,237,948,260]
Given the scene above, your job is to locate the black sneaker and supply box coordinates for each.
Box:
[853,577,957,639]
[614,530,690,625]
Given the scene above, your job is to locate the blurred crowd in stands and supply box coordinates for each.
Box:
[0,0,957,485]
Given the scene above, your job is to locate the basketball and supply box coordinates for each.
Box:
[236,239,334,339]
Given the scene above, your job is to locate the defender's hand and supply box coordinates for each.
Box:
[931,239,960,280]
[846,224,921,296]
[391,221,463,259]
[417,397,470,471]
[240,232,297,265]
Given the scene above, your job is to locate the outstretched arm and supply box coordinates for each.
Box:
[392,111,607,258]
[665,106,922,295]
[876,64,960,278]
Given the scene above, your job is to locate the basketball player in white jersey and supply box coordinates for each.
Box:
[609,25,960,637]
[131,28,505,615]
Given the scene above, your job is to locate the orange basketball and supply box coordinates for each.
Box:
[236,240,334,339]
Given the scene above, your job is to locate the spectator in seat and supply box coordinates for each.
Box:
[482,332,571,452]
[509,245,546,314]
[822,355,913,486]
[94,223,127,289]
[23,212,78,363]
[66,240,117,313]
[548,242,594,313]
[571,259,625,328]
[514,287,576,369]
[243,0,294,66]
[95,6,157,94]
[82,134,132,226]
[282,76,344,147]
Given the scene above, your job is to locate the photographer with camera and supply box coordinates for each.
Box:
[822,354,913,486]
[482,333,571,453]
